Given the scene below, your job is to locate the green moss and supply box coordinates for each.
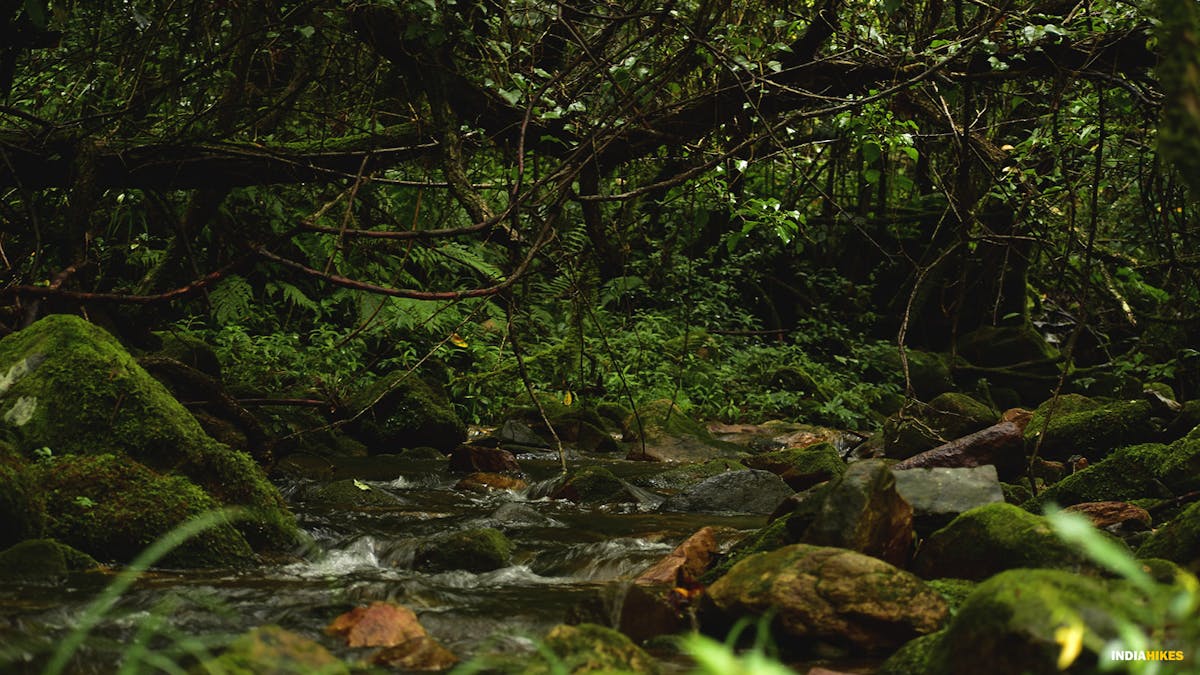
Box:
[199,625,349,675]
[553,465,635,505]
[643,458,748,490]
[931,569,1147,675]
[1026,443,1172,511]
[0,442,45,548]
[415,527,513,573]
[877,631,944,675]
[925,579,977,614]
[746,441,845,481]
[1023,396,1156,461]
[700,512,798,584]
[1136,501,1200,573]
[927,393,997,435]
[348,372,466,452]
[913,503,1084,580]
[543,623,661,675]
[309,479,405,510]
[0,538,99,582]
[37,453,255,567]
[0,315,296,552]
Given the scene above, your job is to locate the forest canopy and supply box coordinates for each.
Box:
[1,0,1198,422]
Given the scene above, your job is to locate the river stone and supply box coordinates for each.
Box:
[544,623,661,675]
[892,465,1004,535]
[497,419,549,448]
[1023,395,1157,462]
[744,441,846,490]
[0,538,99,584]
[912,503,1084,580]
[635,526,719,587]
[414,527,513,573]
[308,479,405,510]
[205,625,349,675]
[789,459,913,566]
[490,502,562,528]
[705,544,947,652]
[346,373,466,453]
[625,399,746,462]
[658,469,792,514]
[448,444,520,474]
[455,472,529,493]
[1136,500,1200,573]
[550,465,640,505]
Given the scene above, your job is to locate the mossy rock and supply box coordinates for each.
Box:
[637,458,748,491]
[1023,396,1157,462]
[925,579,977,614]
[744,441,845,490]
[877,631,944,675]
[1136,501,1200,573]
[701,508,804,584]
[912,503,1085,580]
[0,315,296,552]
[1025,443,1174,511]
[307,479,405,510]
[927,569,1153,675]
[926,392,998,437]
[36,453,255,567]
[198,625,349,675]
[550,466,638,505]
[543,623,661,675]
[0,538,99,583]
[627,399,746,462]
[414,527,513,573]
[0,441,45,548]
[882,394,995,460]
[347,373,466,453]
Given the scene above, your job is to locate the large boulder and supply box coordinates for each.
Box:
[1025,439,1192,512]
[0,314,296,552]
[414,527,513,573]
[912,503,1084,580]
[788,459,913,566]
[705,544,947,652]
[0,538,99,583]
[347,373,466,453]
[550,466,641,506]
[658,469,793,514]
[0,442,45,548]
[892,465,1005,535]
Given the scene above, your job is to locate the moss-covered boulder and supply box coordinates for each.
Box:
[636,458,747,491]
[744,441,845,490]
[924,569,1157,675]
[414,527,513,573]
[543,623,660,675]
[704,544,947,652]
[0,441,45,548]
[882,394,997,460]
[306,479,406,510]
[1137,501,1200,573]
[912,503,1084,580]
[200,625,349,675]
[1025,443,1174,511]
[1023,395,1157,462]
[625,399,745,462]
[0,315,296,551]
[549,465,639,505]
[37,453,255,567]
[0,538,99,583]
[347,373,466,453]
[700,508,802,584]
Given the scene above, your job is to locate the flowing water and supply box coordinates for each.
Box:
[0,453,766,673]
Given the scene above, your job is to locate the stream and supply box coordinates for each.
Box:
[0,452,766,673]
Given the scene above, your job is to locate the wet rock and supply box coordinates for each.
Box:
[1136,500,1200,573]
[347,373,466,453]
[892,419,1026,481]
[327,601,428,647]
[1023,395,1157,462]
[1064,501,1152,538]
[543,623,661,674]
[635,526,719,587]
[701,506,808,584]
[36,453,255,567]
[789,459,913,566]
[371,636,458,671]
[912,503,1084,580]
[877,632,944,675]
[705,544,947,652]
[636,458,747,491]
[448,444,520,474]
[926,578,977,613]
[307,479,405,510]
[0,538,99,583]
[924,569,1156,675]
[658,469,792,514]
[707,421,846,453]
[892,465,1005,535]
[0,442,45,548]
[496,419,549,448]
[455,472,528,493]
[625,399,746,462]
[745,441,846,490]
[206,625,349,675]
[0,314,296,552]
[550,466,639,505]
[490,502,562,528]
[882,394,997,460]
[414,527,513,573]
[616,581,690,645]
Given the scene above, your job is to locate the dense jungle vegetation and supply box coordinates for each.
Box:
[5,1,1200,674]
[1,0,1197,425]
